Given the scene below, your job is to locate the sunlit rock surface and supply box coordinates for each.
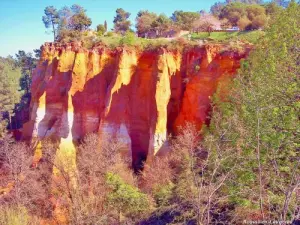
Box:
[22,42,251,167]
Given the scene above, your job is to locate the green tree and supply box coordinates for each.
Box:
[265,2,283,16]
[104,20,108,32]
[136,10,158,37]
[171,11,200,31]
[106,172,149,222]
[15,51,36,94]
[54,4,91,41]
[207,1,299,221]
[68,11,91,31]
[113,8,131,34]
[220,2,267,29]
[70,4,85,14]
[219,2,247,26]
[246,4,266,20]
[0,57,22,136]
[210,2,226,17]
[96,24,106,36]
[151,14,172,37]
[13,50,37,128]
[42,6,60,41]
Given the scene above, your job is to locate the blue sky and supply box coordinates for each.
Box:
[0,0,220,57]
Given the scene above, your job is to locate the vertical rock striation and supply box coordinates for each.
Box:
[23,42,251,168]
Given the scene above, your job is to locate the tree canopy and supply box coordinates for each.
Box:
[171,11,200,31]
[135,10,158,37]
[43,4,92,41]
[113,8,132,34]
[0,57,22,137]
[42,6,60,41]
[219,2,268,29]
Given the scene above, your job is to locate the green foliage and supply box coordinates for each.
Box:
[0,205,39,225]
[104,20,108,31]
[219,2,268,30]
[265,2,283,16]
[0,57,22,137]
[105,172,150,218]
[113,8,131,34]
[153,183,174,207]
[210,2,226,17]
[119,31,138,46]
[15,50,36,94]
[190,30,264,43]
[44,4,92,41]
[171,11,200,31]
[136,10,158,37]
[68,11,92,31]
[207,1,300,220]
[151,14,172,37]
[96,24,106,36]
[105,31,114,37]
[42,6,59,40]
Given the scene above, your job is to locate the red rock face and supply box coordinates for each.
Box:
[22,42,251,168]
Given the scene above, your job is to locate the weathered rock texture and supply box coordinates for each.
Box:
[23,42,251,167]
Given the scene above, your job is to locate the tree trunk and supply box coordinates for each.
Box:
[52,22,56,41]
[51,17,56,41]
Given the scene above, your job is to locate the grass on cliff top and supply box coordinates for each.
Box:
[80,31,255,52]
[188,30,265,44]
[90,32,199,51]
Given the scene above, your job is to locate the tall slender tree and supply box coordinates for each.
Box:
[104,20,108,32]
[42,6,59,41]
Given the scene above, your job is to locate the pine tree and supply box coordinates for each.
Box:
[104,20,108,32]
[0,57,22,137]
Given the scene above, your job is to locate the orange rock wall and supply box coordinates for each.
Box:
[23,42,251,167]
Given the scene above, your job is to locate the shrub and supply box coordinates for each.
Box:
[96,24,106,36]
[81,35,96,49]
[119,31,138,46]
[105,31,114,37]
[194,64,200,72]
[96,31,104,37]
[153,183,174,207]
[105,172,150,219]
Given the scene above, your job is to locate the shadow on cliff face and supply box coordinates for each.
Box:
[167,52,186,136]
[22,59,52,142]
[38,59,73,140]
[72,54,116,141]
[128,51,158,172]
[97,50,159,172]
[26,45,251,175]
[69,50,158,172]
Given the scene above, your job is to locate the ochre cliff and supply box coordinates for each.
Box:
[22,42,251,168]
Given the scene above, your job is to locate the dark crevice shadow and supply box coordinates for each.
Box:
[128,51,158,172]
[71,54,117,143]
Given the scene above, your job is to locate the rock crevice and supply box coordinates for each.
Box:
[23,42,251,168]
